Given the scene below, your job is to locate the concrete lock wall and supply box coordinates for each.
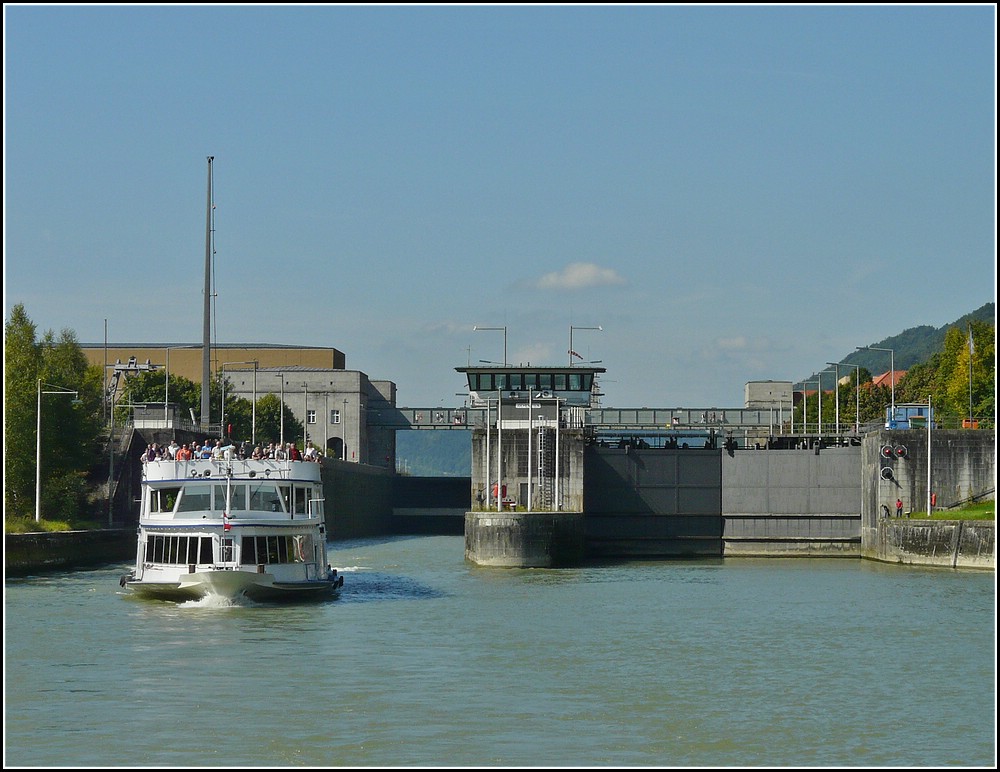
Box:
[861,429,996,528]
[322,458,395,540]
[464,511,586,568]
[868,519,995,569]
[469,428,587,513]
[722,446,862,557]
[584,447,723,557]
[860,429,996,568]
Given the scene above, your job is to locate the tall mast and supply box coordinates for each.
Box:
[201,156,214,429]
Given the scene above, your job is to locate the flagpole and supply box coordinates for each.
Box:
[968,323,974,425]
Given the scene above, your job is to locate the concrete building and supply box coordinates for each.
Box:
[81,343,396,469]
[744,380,793,410]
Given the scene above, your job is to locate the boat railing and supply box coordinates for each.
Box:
[143,458,322,481]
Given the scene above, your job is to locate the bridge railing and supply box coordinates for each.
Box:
[587,407,788,430]
[371,406,800,431]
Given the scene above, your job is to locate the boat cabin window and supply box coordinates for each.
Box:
[149,487,181,513]
[176,484,212,513]
[241,535,310,565]
[144,535,213,565]
[279,484,313,515]
[213,483,247,512]
[249,482,284,513]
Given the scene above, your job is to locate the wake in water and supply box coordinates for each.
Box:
[177,593,253,609]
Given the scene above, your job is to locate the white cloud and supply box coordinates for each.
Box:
[716,336,748,351]
[533,262,627,291]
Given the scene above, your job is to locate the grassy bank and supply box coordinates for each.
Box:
[929,501,995,520]
[4,517,106,534]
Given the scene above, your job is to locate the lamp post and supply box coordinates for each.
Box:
[846,364,861,434]
[279,373,285,446]
[926,394,933,518]
[473,326,507,366]
[527,388,534,511]
[802,380,820,434]
[36,380,80,523]
[302,381,309,446]
[857,345,895,425]
[825,363,841,437]
[569,325,602,366]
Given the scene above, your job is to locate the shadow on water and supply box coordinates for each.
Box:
[334,568,445,603]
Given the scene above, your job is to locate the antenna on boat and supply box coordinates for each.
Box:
[201,156,214,430]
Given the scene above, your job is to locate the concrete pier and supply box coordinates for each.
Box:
[465,511,585,567]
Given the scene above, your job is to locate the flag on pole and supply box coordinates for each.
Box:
[223,512,231,532]
[968,326,975,355]
[569,349,583,360]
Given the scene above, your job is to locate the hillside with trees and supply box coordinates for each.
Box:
[799,302,994,429]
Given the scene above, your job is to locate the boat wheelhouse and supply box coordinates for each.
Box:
[120,458,343,602]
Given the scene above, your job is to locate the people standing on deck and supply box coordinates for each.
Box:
[175,443,193,461]
[289,443,302,461]
[166,439,179,460]
[303,441,319,462]
[251,444,263,460]
[274,443,289,461]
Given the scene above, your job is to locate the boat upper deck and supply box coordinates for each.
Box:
[142,458,323,485]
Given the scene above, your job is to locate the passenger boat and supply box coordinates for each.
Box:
[120,457,344,602]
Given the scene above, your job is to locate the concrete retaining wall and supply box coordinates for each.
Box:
[5,529,136,577]
[322,458,395,539]
[861,429,995,531]
[865,519,994,569]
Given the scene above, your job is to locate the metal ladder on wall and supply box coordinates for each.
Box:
[536,427,555,510]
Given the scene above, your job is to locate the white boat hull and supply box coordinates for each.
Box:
[123,567,343,602]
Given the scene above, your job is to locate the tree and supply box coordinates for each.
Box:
[893,320,995,427]
[4,305,104,521]
[940,320,994,423]
[254,393,303,446]
[221,394,254,443]
[4,305,42,517]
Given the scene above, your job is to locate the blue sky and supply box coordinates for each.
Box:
[4,5,995,409]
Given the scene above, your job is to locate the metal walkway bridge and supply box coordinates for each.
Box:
[369,406,837,435]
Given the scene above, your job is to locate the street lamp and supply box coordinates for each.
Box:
[569,325,602,366]
[825,363,842,436]
[301,381,309,446]
[802,380,820,434]
[474,326,507,366]
[279,373,285,446]
[857,345,895,426]
[845,364,861,434]
[36,380,80,523]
